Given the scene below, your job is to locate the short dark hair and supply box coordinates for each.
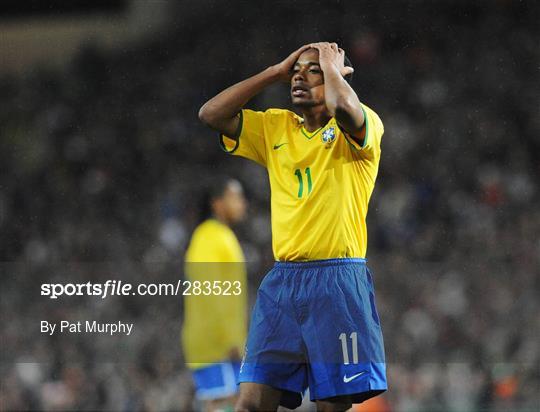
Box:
[199,176,233,222]
[343,54,353,85]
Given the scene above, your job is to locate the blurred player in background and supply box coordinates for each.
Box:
[182,177,248,412]
[199,42,387,411]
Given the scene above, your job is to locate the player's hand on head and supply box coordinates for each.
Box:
[273,44,311,82]
[309,42,354,78]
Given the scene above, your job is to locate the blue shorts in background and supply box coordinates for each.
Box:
[238,258,387,409]
[193,361,240,401]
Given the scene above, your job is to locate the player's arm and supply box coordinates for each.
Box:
[310,42,366,144]
[198,45,311,138]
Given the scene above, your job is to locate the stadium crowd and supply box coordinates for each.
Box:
[1,1,538,410]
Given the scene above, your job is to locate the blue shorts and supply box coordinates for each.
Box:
[238,258,387,409]
[193,362,240,401]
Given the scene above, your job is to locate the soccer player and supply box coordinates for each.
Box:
[199,42,387,411]
[182,177,248,412]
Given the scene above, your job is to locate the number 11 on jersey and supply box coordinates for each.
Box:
[294,167,312,198]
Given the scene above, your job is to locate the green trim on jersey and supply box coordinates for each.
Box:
[219,110,243,153]
[343,104,369,151]
[360,105,369,148]
[301,125,324,140]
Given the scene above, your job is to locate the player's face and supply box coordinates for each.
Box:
[290,48,325,108]
[222,180,247,224]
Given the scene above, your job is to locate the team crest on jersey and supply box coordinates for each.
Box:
[322,127,336,145]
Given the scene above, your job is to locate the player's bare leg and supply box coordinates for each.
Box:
[315,400,352,412]
[316,395,353,412]
[235,382,282,412]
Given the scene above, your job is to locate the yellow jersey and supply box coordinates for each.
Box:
[182,219,247,369]
[220,104,383,261]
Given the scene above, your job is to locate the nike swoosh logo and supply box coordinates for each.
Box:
[343,371,367,383]
[273,142,288,150]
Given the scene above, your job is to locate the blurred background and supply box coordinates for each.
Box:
[1,0,539,410]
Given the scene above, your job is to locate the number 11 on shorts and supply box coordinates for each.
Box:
[339,332,359,365]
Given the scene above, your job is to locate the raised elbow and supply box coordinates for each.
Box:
[198,103,213,125]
